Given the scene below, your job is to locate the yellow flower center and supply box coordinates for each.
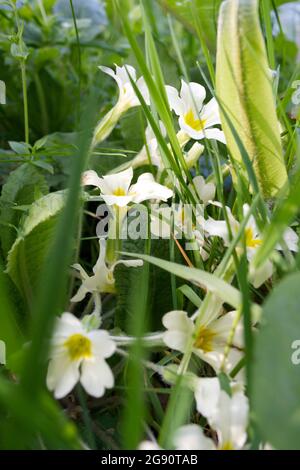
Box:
[245,227,262,248]
[219,441,234,450]
[194,326,216,352]
[113,187,126,196]
[64,334,92,361]
[184,109,206,132]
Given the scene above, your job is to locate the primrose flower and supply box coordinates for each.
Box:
[140,385,248,451]
[92,64,149,146]
[162,309,243,375]
[71,238,143,303]
[192,377,249,450]
[82,167,173,208]
[166,80,226,143]
[100,64,149,110]
[47,312,116,399]
[204,204,299,287]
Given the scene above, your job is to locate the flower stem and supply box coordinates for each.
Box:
[21,60,29,144]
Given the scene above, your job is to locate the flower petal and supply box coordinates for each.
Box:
[102,167,133,194]
[210,311,244,349]
[180,80,206,114]
[88,330,116,358]
[47,355,80,399]
[249,259,273,288]
[193,377,221,421]
[101,194,133,207]
[166,85,184,115]
[192,175,216,205]
[204,217,230,245]
[82,170,103,189]
[70,284,90,303]
[201,127,226,144]
[138,441,161,450]
[130,173,173,203]
[174,424,216,450]
[80,358,114,397]
[200,97,221,127]
[278,227,299,252]
[162,310,194,332]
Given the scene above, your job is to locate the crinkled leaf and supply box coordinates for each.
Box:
[0,163,48,257]
[6,191,66,305]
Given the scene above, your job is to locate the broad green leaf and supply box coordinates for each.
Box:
[0,267,24,368]
[252,272,300,449]
[32,160,54,174]
[216,0,288,198]
[0,163,48,257]
[6,191,66,306]
[8,141,31,155]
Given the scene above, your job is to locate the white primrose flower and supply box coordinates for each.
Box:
[192,377,249,450]
[71,238,143,303]
[139,380,248,451]
[47,312,116,399]
[162,310,243,375]
[204,203,299,288]
[92,64,149,145]
[82,167,173,208]
[166,80,226,143]
[100,64,150,111]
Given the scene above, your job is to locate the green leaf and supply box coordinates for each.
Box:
[252,272,300,449]
[8,141,31,155]
[177,284,202,308]
[216,0,288,198]
[6,191,66,306]
[10,42,29,60]
[0,164,48,257]
[32,160,54,174]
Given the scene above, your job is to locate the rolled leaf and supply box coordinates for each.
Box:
[216,0,288,198]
